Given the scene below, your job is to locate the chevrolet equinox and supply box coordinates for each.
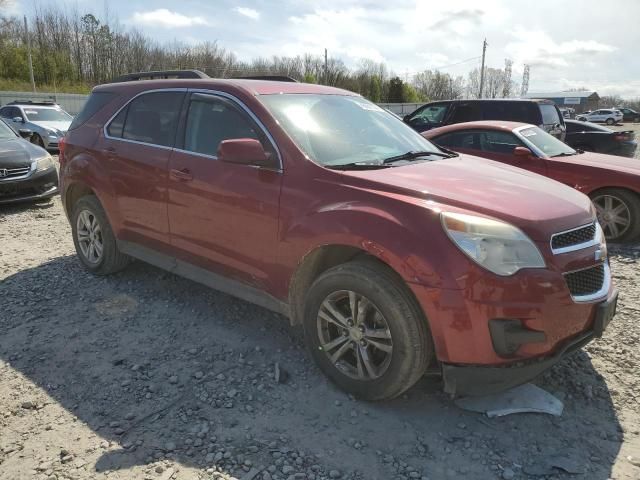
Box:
[60,72,618,400]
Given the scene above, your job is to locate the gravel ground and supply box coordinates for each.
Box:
[1,158,640,480]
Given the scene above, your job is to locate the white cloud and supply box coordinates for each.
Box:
[235,7,260,20]
[505,29,616,69]
[131,9,209,28]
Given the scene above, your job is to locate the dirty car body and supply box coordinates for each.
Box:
[60,77,617,398]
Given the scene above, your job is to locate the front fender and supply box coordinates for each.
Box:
[277,198,459,296]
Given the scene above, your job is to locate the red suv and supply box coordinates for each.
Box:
[60,72,617,400]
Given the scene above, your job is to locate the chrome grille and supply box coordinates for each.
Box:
[565,263,606,298]
[0,166,31,180]
[551,222,597,253]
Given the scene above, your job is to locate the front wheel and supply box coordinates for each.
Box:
[71,195,131,274]
[303,259,433,400]
[591,189,640,242]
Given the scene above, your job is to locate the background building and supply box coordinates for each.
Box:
[523,91,600,113]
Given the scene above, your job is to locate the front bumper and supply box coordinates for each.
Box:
[0,168,59,204]
[441,289,618,396]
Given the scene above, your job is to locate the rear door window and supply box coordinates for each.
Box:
[539,104,560,125]
[482,102,539,124]
[120,91,185,147]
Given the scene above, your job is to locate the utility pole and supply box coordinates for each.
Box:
[324,48,328,85]
[478,38,487,99]
[521,64,530,97]
[24,15,36,93]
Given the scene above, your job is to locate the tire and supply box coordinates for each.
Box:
[606,118,615,125]
[634,117,640,123]
[31,133,45,148]
[303,259,433,401]
[590,188,640,243]
[71,195,130,274]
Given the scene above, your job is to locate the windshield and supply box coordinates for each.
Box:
[258,94,441,166]
[518,126,576,157]
[0,120,17,140]
[24,107,72,122]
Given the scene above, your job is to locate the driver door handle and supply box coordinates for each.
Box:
[170,168,193,182]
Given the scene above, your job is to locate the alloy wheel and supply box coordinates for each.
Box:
[76,209,104,264]
[593,194,631,240]
[317,290,393,380]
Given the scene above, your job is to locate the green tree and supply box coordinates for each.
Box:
[303,72,316,84]
[369,75,382,102]
[387,76,405,102]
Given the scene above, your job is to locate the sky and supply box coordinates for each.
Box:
[7,0,640,97]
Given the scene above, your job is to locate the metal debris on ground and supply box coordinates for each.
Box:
[454,383,564,417]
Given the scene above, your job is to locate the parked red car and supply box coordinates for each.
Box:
[60,73,617,399]
[423,121,640,243]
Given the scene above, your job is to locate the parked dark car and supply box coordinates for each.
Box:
[60,72,616,399]
[403,99,566,140]
[0,118,59,204]
[565,119,637,157]
[423,121,640,242]
[616,107,640,123]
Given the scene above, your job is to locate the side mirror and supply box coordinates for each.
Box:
[18,129,33,139]
[13,116,24,123]
[513,146,533,157]
[403,115,410,122]
[218,138,270,166]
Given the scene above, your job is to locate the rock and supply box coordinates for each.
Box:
[194,371,204,379]
[21,401,35,409]
[164,441,176,451]
[329,470,341,479]
[168,375,178,384]
[502,467,515,480]
[628,455,640,467]
[275,363,289,384]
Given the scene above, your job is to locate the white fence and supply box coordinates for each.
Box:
[0,91,88,115]
[0,91,425,117]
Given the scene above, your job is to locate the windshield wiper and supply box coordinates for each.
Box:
[382,150,456,164]
[551,152,578,157]
[326,162,393,170]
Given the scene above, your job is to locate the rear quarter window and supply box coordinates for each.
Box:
[69,92,116,130]
[539,104,560,125]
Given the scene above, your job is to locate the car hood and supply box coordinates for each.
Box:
[341,154,594,242]
[32,120,71,134]
[0,137,47,167]
[553,150,640,175]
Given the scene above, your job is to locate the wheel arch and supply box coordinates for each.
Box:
[288,244,413,326]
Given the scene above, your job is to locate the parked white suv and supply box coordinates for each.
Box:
[576,109,623,125]
[0,100,72,151]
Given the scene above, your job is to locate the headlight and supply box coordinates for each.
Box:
[441,212,545,276]
[33,155,54,172]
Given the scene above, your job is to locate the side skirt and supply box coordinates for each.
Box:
[117,240,290,318]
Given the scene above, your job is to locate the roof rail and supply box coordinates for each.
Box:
[111,69,210,83]
[9,99,57,106]
[233,75,299,82]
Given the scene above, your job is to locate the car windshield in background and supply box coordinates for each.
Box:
[24,108,72,122]
[0,120,17,140]
[258,94,441,167]
[539,104,561,125]
[519,126,576,157]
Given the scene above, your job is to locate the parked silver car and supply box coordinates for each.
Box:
[576,109,623,125]
[0,101,72,151]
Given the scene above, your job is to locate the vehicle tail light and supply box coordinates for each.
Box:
[614,132,633,142]
[58,136,66,165]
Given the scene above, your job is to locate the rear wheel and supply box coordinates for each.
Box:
[303,259,433,400]
[591,189,640,242]
[71,195,130,274]
[606,118,615,125]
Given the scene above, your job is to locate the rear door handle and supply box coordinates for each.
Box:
[102,146,116,155]
[170,168,193,182]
